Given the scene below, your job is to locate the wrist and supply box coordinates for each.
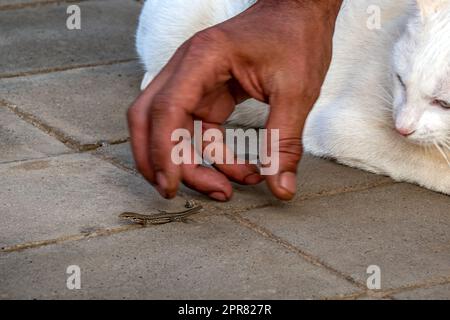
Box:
[257,0,343,19]
[255,0,342,36]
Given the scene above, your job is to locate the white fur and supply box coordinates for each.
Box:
[136,0,450,195]
[136,0,257,90]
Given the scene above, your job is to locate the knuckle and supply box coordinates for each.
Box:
[192,27,225,45]
[127,104,138,119]
[152,93,170,110]
[295,76,322,101]
[286,85,321,109]
[152,94,176,112]
[285,63,326,103]
[151,94,182,121]
[187,28,227,57]
[127,102,145,124]
[302,87,322,103]
[278,137,303,166]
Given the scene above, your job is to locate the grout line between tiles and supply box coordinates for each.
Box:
[0,99,129,152]
[0,59,137,80]
[0,0,87,11]
[223,210,367,291]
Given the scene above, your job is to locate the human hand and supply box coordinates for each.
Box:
[127,0,342,201]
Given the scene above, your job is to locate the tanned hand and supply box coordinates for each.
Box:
[127,0,343,201]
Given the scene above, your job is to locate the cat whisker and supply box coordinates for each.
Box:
[367,93,393,107]
[439,139,450,150]
[375,84,394,100]
[441,140,450,152]
[434,142,450,167]
[420,142,431,154]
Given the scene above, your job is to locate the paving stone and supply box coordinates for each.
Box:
[97,142,393,209]
[0,153,186,247]
[241,184,450,289]
[0,107,69,163]
[0,62,142,146]
[295,155,393,199]
[0,215,358,299]
[0,0,141,75]
[0,0,44,7]
[393,284,450,300]
[95,142,135,168]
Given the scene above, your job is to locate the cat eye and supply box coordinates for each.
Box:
[432,99,450,109]
[396,74,406,89]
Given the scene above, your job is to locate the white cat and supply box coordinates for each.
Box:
[136,0,450,195]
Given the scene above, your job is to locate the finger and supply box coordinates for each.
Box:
[182,164,233,202]
[149,34,231,198]
[178,142,233,201]
[215,162,263,185]
[127,44,188,196]
[201,122,263,185]
[263,94,312,200]
[127,86,159,184]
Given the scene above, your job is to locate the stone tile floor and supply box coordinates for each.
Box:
[0,0,448,300]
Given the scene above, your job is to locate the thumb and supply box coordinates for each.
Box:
[263,95,312,200]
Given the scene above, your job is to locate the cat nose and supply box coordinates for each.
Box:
[396,126,416,137]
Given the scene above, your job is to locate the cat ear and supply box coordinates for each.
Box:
[417,0,448,21]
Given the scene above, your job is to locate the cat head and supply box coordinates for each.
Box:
[391,0,450,150]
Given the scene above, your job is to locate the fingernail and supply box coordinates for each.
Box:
[209,192,229,202]
[244,173,264,185]
[279,172,297,195]
[155,171,168,198]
